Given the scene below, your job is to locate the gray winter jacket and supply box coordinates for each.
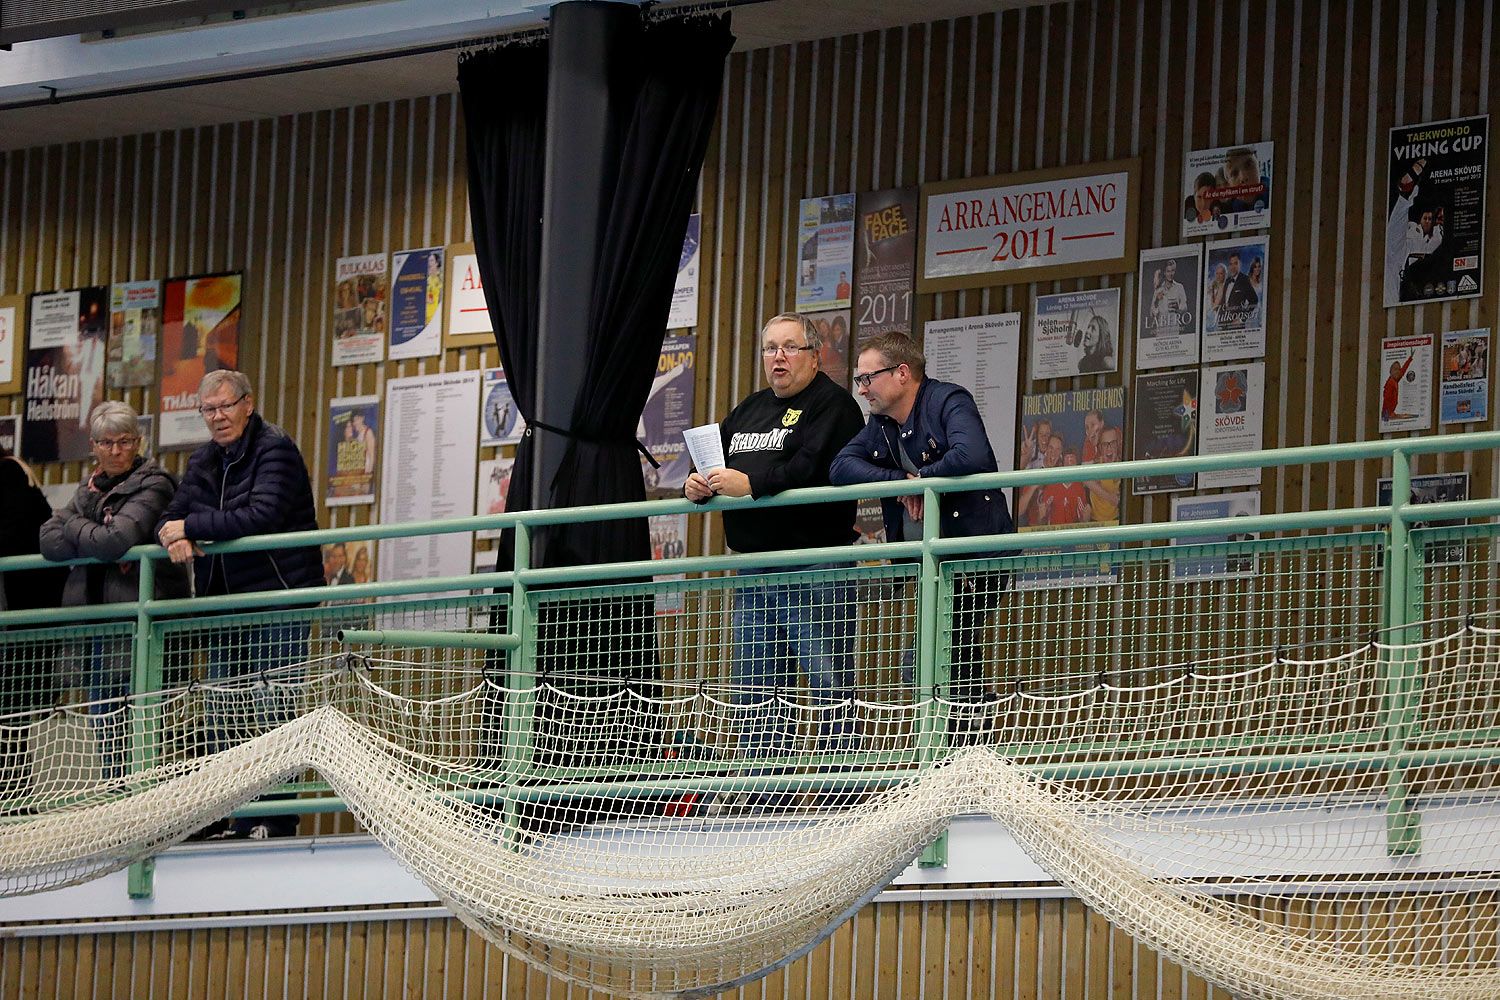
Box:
[39,458,191,607]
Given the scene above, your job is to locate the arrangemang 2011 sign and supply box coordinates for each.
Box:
[919,158,1140,292]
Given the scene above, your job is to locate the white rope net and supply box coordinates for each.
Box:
[1,623,1499,1000]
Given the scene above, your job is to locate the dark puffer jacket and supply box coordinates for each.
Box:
[158,413,324,595]
[40,458,192,606]
[0,457,67,613]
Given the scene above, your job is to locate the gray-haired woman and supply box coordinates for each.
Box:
[40,402,189,773]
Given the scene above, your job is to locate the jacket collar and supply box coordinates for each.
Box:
[218,412,264,464]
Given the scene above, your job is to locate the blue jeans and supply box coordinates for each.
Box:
[87,638,132,781]
[732,568,855,760]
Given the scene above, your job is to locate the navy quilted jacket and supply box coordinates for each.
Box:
[159,413,324,595]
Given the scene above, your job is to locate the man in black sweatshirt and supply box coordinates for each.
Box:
[685,313,864,765]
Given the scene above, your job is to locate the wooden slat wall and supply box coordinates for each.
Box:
[0,0,1497,996]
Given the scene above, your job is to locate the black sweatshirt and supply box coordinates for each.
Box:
[713,371,865,554]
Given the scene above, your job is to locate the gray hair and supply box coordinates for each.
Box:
[760,313,821,352]
[89,400,140,440]
[199,369,252,401]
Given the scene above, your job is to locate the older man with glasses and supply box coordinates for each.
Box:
[684,313,864,787]
[157,369,323,839]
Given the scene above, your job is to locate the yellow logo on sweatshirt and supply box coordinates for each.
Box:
[781,409,802,427]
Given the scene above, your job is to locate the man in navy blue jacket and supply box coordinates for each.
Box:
[830,333,1013,730]
[158,369,323,839]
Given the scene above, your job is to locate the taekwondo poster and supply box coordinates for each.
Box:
[667,214,701,330]
[1136,244,1202,369]
[1378,335,1432,433]
[1198,361,1265,489]
[1170,491,1261,583]
[641,335,695,496]
[1202,236,1268,362]
[924,311,1022,503]
[23,287,107,463]
[1031,287,1120,379]
[1181,141,1274,237]
[1385,115,1487,307]
[158,272,241,450]
[332,253,387,366]
[854,187,918,340]
[0,295,20,395]
[107,280,159,388]
[480,367,523,448]
[1439,328,1489,425]
[1377,472,1469,565]
[1130,370,1198,495]
[326,395,379,506]
[795,193,856,313]
[388,247,444,360]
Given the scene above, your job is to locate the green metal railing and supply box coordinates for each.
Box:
[2,430,1499,894]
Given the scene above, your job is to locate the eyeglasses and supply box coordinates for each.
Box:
[852,365,900,389]
[91,436,139,451]
[199,393,248,417]
[760,344,817,358]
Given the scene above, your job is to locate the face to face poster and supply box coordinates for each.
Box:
[332,253,387,366]
[0,295,25,395]
[640,335,696,496]
[1137,244,1202,369]
[1440,328,1488,425]
[1202,236,1268,362]
[1377,472,1468,565]
[1198,361,1265,489]
[1181,141,1274,237]
[388,247,443,361]
[476,456,515,540]
[1131,370,1198,494]
[327,395,379,506]
[158,273,242,450]
[1031,287,1120,379]
[795,193,856,313]
[854,187,918,340]
[667,214,701,330]
[480,367,523,448]
[1385,115,1487,307]
[1379,334,1432,433]
[1170,491,1261,582]
[23,287,108,463]
[107,280,160,388]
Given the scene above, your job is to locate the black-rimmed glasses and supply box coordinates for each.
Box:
[852,365,899,389]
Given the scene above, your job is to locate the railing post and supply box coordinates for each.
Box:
[501,522,536,846]
[127,554,159,899]
[1384,448,1420,855]
[917,486,949,868]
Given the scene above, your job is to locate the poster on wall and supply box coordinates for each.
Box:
[1378,334,1433,433]
[641,335,695,495]
[476,456,515,540]
[1170,491,1261,583]
[854,187,918,341]
[806,309,850,389]
[1136,244,1202,369]
[388,247,444,361]
[480,367,523,448]
[923,311,1022,503]
[0,414,18,454]
[322,540,375,588]
[794,193,856,313]
[667,214,701,330]
[1131,370,1198,495]
[158,272,241,450]
[1377,472,1469,565]
[326,395,379,506]
[1385,115,1487,307]
[23,287,107,463]
[107,280,160,388]
[1439,328,1489,425]
[135,414,154,459]
[332,253,387,366]
[1202,236,1268,362]
[445,243,495,349]
[0,295,21,395]
[649,513,689,615]
[919,159,1140,292]
[1181,141,1274,237]
[1031,287,1120,379]
[1198,361,1265,489]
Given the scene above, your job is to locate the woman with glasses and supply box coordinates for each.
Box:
[40,402,189,774]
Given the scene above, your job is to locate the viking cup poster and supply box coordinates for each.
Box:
[1385,115,1487,307]
[388,247,443,360]
[158,273,242,450]
[854,187,918,340]
[23,287,108,463]
[1136,244,1202,369]
[107,280,160,388]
